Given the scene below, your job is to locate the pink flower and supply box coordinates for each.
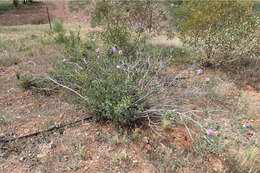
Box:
[116,65,121,69]
[206,129,214,135]
[96,48,101,53]
[118,50,123,55]
[205,77,210,82]
[63,58,68,62]
[111,47,116,53]
[97,55,100,59]
[197,69,203,74]
[129,55,133,58]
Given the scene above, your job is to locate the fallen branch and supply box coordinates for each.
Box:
[48,77,88,101]
[0,115,93,143]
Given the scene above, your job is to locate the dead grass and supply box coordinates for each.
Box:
[149,35,183,48]
[238,146,260,173]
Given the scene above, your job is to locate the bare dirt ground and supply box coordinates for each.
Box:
[1,28,259,172]
[0,1,260,173]
[0,63,195,172]
[0,0,89,26]
[0,24,157,173]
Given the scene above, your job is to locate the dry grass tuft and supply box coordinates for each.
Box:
[238,146,260,173]
[213,81,238,98]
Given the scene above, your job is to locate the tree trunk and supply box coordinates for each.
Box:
[13,0,18,7]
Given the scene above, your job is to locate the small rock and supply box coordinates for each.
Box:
[143,136,149,144]
[133,160,138,163]
[160,143,167,150]
[20,157,25,162]
[49,142,56,149]
[64,155,69,161]
[145,144,152,151]
[135,128,141,133]
[0,153,5,157]
[37,153,46,158]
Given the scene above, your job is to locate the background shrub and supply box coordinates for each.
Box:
[51,19,64,33]
[48,19,67,44]
[171,0,259,66]
[89,0,167,49]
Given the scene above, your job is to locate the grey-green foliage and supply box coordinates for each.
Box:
[50,43,167,123]
[89,0,167,48]
[18,73,34,90]
[49,19,81,48]
[0,115,7,124]
[48,30,173,124]
[46,1,175,124]
[168,0,260,66]
[51,19,64,33]
[48,19,67,44]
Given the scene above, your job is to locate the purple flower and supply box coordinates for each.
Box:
[206,129,214,135]
[197,69,203,74]
[96,48,101,53]
[129,55,133,59]
[111,47,116,53]
[243,124,249,128]
[63,58,68,62]
[118,50,123,55]
[116,65,121,69]
[205,77,210,82]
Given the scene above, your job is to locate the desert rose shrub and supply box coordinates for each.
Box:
[171,0,259,66]
[48,39,171,123]
[43,1,174,124]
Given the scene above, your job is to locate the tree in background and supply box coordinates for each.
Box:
[171,0,259,67]
[89,0,167,48]
[13,0,33,7]
[13,0,18,7]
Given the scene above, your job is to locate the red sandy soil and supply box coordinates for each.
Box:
[0,0,89,26]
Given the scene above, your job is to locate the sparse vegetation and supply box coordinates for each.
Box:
[111,150,127,166]
[0,0,260,173]
[46,20,174,124]
[171,0,260,67]
[0,115,7,124]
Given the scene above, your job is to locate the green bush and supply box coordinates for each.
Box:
[48,19,81,50]
[17,72,54,92]
[171,0,259,66]
[49,40,170,123]
[18,73,34,90]
[51,19,64,33]
[89,0,166,48]
[48,19,66,44]
[89,25,131,49]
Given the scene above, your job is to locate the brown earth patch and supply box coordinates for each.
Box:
[0,0,89,26]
